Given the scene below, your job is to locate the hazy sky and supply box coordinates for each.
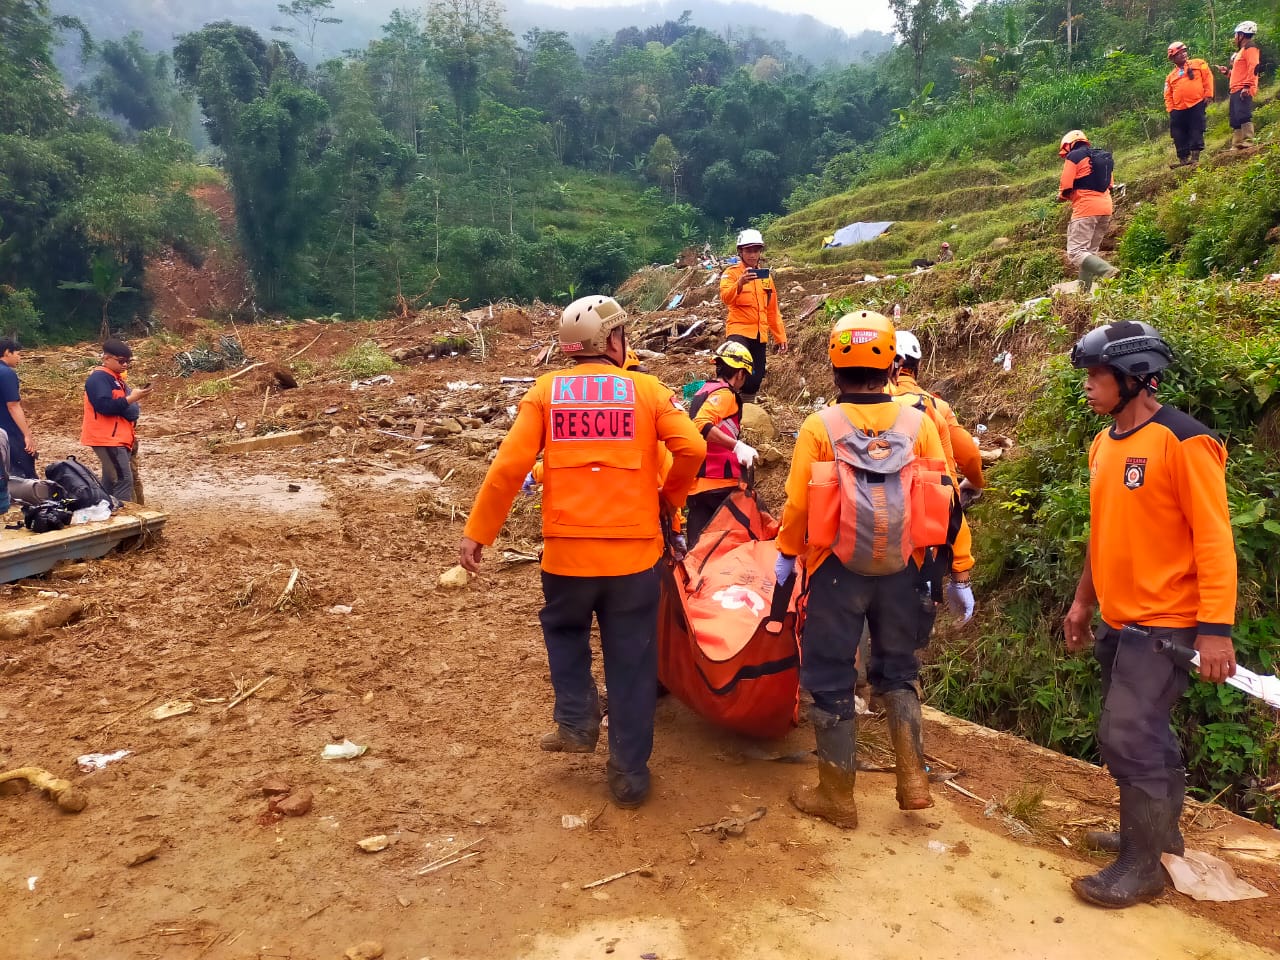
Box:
[534,0,899,35]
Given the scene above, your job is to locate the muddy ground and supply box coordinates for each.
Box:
[2,314,1279,960]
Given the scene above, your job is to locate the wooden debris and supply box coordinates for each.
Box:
[691,806,766,837]
[794,294,828,321]
[581,864,654,890]
[416,837,485,876]
[943,779,988,803]
[224,676,274,712]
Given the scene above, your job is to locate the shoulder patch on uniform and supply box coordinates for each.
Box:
[1153,406,1219,445]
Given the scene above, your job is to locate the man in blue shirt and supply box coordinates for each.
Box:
[0,338,37,479]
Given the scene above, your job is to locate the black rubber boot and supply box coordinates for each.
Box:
[605,758,649,809]
[790,707,858,829]
[882,688,933,810]
[1083,770,1185,856]
[1072,785,1170,908]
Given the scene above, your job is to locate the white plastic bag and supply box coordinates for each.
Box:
[70,500,112,524]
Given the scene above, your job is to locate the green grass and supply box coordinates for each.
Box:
[334,339,399,378]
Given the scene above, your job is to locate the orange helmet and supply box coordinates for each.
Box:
[828,310,896,370]
[1167,41,1187,58]
[623,348,643,371]
[1059,129,1089,157]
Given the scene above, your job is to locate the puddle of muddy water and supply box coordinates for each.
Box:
[147,474,328,514]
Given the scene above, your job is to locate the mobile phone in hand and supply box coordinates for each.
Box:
[751,267,771,280]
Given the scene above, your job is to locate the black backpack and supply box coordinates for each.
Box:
[45,456,116,511]
[1073,147,1114,193]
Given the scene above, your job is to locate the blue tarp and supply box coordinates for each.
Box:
[825,221,894,248]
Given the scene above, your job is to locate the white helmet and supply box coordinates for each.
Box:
[1234,21,1257,35]
[736,228,764,248]
[895,331,923,362]
[558,295,627,356]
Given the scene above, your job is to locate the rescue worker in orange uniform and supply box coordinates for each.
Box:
[774,310,949,829]
[459,296,705,808]
[1163,41,1214,168]
[1063,321,1237,908]
[892,330,984,625]
[1058,130,1118,292]
[1216,22,1260,148]
[81,339,150,503]
[685,341,758,547]
[719,228,787,404]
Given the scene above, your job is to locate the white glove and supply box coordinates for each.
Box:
[774,553,796,585]
[733,440,759,468]
[521,471,537,495]
[946,580,975,625]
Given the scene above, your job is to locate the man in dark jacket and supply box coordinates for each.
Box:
[81,339,150,502]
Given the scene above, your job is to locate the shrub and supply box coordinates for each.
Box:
[334,339,399,378]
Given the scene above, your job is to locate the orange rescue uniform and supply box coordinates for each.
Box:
[1229,45,1260,96]
[1164,59,1214,111]
[1087,406,1236,633]
[1059,150,1113,220]
[690,384,741,496]
[777,395,947,572]
[719,263,786,345]
[464,362,705,577]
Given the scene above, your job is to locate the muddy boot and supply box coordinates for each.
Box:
[883,688,933,810]
[1084,770,1185,856]
[1078,254,1120,293]
[605,758,649,809]
[1072,785,1170,908]
[539,724,599,753]
[1168,155,1190,169]
[1232,127,1245,149]
[1188,150,1200,167]
[789,707,858,829]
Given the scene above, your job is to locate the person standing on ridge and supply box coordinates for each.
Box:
[1164,41,1214,168]
[684,341,758,547]
[774,310,950,829]
[1058,130,1119,292]
[81,339,149,503]
[1063,321,1237,909]
[459,295,705,809]
[720,228,787,405]
[1216,22,1260,149]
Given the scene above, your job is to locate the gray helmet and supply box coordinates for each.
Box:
[558,295,627,356]
[1070,321,1173,378]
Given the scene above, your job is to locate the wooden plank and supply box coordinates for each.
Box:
[0,509,167,583]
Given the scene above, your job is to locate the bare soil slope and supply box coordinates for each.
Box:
[2,315,1278,960]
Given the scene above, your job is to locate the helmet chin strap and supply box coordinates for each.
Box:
[1108,370,1154,416]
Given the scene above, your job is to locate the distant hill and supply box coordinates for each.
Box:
[51,0,892,71]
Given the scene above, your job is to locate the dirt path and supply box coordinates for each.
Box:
[2,319,1277,959]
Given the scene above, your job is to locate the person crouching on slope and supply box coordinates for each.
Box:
[774,310,950,828]
[685,341,759,548]
[1063,321,1237,908]
[1058,130,1119,293]
[458,296,705,809]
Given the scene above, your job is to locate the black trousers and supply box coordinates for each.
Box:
[800,555,934,720]
[1229,90,1254,129]
[92,445,134,503]
[685,487,734,549]
[1169,101,1206,158]
[1095,623,1193,802]
[539,564,660,792]
[727,333,767,398]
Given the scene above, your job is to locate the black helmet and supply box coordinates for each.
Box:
[1069,321,1172,378]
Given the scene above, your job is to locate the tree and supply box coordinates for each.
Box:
[0,0,88,136]
[889,0,961,93]
[425,0,514,130]
[86,32,192,134]
[59,251,134,339]
[273,0,342,58]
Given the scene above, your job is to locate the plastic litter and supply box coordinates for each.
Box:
[561,814,587,830]
[1162,850,1267,901]
[76,750,131,772]
[70,501,112,525]
[350,375,394,391]
[321,739,368,761]
[328,605,354,615]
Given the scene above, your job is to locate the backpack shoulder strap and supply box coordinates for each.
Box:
[817,404,857,445]
[889,402,925,444]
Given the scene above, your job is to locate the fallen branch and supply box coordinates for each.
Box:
[943,779,988,803]
[212,362,266,385]
[224,676,273,712]
[0,766,88,813]
[275,568,300,610]
[416,837,485,876]
[581,864,653,890]
[284,332,324,364]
